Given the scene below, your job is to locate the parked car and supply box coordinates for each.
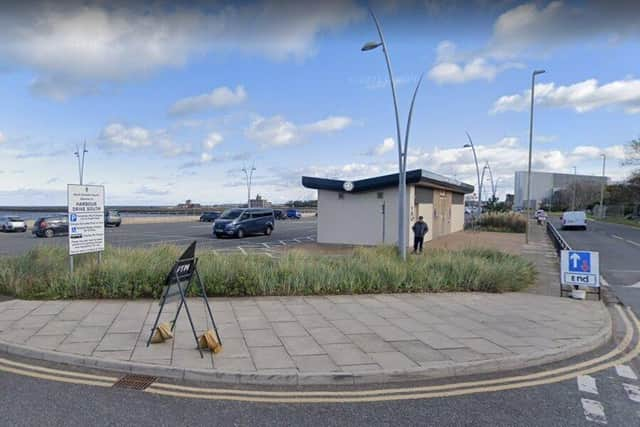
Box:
[286,209,301,219]
[0,216,27,232]
[199,211,221,222]
[560,211,587,230]
[213,208,275,238]
[105,210,122,227]
[32,215,68,238]
[273,209,286,220]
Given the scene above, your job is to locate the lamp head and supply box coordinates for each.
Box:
[463,144,472,148]
[361,41,382,51]
[533,69,546,76]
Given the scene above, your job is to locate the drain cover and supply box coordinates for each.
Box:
[113,374,157,390]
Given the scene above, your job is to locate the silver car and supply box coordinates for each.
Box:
[0,216,27,232]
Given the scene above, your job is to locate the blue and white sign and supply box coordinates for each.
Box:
[561,250,599,287]
[67,184,105,256]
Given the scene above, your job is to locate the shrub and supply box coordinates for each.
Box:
[0,245,536,299]
[478,213,526,233]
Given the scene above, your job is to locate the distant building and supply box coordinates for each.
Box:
[250,194,271,208]
[177,199,201,209]
[505,194,514,209]
[514,171,607,209]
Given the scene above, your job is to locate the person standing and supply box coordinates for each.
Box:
[412,216,428,254]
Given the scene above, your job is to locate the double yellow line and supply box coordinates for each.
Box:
[0,306,637,404]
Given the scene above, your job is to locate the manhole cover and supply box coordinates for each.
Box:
[113,374,157,390]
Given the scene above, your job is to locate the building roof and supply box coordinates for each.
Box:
[302,169,474,194]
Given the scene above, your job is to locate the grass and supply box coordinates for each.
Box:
[0,245,536,300]
[478,213,526,233]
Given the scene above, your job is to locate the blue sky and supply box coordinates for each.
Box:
[0,0,639,205]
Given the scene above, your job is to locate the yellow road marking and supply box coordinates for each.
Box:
[0,363,114,388]
[149,305,630,397]
[144,308,640,403]
[0,356,117,382]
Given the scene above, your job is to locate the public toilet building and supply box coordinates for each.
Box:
[302,169,474,246]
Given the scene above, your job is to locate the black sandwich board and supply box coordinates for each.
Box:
[146,241,221,358]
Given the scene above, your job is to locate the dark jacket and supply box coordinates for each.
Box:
[412,220,429,238]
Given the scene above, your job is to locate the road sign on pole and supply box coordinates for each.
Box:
[68,184,105,257]
[561,250,599,287]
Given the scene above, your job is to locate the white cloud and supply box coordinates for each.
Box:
[0,2,362,99]
[302,116,352,133]
[497,137,518,147]
[0,132,5,144]
[246,114,353,147]
[170,86,247,116]
[427,41,524,84]
[99,123,188,157]
[572,145,627,161]
[203,132,223,150]
[491,78,640,114]
[366,137,395,156]
[200,152,214,163]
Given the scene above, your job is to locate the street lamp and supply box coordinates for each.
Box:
[599,154,606,218]
[464,132,481,229]
[525,69,546,244]
[362,8,424,261]
[241,162,256,208]
[572,166,577,211]
[73,141,88,185]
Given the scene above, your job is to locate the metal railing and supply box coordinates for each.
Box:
[546,221,571,255]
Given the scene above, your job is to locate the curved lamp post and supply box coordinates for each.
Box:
[242,162,256,208]
[525,69,546,244]
[362,9,424,261]
[464,132,481,228]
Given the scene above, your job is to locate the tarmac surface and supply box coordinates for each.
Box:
[0,218,318,256]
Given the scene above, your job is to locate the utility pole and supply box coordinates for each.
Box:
[73,141,88,185]
[599,154,606,218]
[241,162,256,208]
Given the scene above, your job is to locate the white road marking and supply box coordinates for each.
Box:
[279,240,287,246]
[262,243,270,248]
[615,365,638,380]
[293,238,301,243]
[612,234,624,240]
[623,383,640,403]
[627,240,640,247]
[581,398,607,424]
[577,375,599,395]
[238,247,247,256]
[627,282,640,289]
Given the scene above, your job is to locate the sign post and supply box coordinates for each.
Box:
[560,250,600,300]
[67,184,105,272]
[146,241,221,357]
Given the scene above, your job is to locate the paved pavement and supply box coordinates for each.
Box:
[0,293,610,385]
[551,217,640,310]
[0,218,317,256]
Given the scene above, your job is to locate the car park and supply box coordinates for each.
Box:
[213,208,275,238]
[0,216,27,232]
[32,215,68,238]
[105,210,122,227]
[286,209,301,219]
[560,211,587,230]
[199,211,221,222]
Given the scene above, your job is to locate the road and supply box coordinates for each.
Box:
[552,218,640,310]
[0,218,318,256]
[2,305,640,426]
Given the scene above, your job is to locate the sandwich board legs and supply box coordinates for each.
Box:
[175,273,204,358]
[195,268,222,346]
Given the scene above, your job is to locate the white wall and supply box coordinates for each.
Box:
[451,204,464,232]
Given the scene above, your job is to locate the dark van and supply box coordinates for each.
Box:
[32,215,68,238]
[213,208,275,238]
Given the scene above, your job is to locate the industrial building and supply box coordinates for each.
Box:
[302,169,474,246]
[513,171,607,209]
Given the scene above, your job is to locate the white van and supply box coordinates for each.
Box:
[561,211,587,230]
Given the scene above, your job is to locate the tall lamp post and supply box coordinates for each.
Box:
[525,69,546,244]
[242,162,256,208]
[599,154,606,218]
[362,9,424,261]
[571,166,577,211]
[73,141,88,185]
[464,132,481,229]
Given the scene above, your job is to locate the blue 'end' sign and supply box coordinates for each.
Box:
[568,251,591,273]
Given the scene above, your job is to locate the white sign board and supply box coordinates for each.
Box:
[67,184,105,256]
[561,250,599,287]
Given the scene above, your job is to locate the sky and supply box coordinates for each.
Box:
[0,0,639,206]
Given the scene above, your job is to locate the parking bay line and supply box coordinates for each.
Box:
[626,240,640,248]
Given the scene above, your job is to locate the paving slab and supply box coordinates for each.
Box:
[0,290,612,385]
